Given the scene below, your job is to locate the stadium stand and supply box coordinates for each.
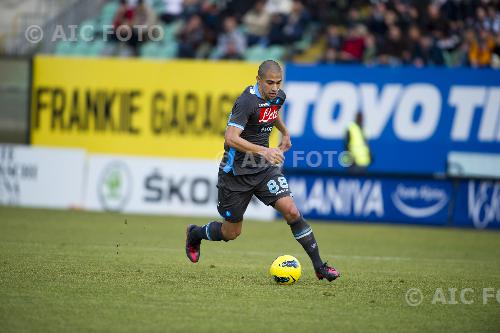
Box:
[0,0,83,54]
[2,0,500,66]
[44,0,500,68]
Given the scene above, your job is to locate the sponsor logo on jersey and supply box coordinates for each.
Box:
[258,105,279,123]
[260,126,273,133]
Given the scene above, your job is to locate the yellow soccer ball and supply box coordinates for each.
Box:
[269,255,301,285]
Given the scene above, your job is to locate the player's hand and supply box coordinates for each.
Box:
[261,147,285,165]
[278,134,292,152]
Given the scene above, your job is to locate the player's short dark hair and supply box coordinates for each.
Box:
[258,60,282,78]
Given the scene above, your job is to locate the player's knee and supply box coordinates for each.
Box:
[284,205,301,223]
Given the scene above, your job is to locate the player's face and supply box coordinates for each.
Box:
[257,70,282,100]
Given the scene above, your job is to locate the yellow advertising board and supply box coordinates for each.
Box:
[31,56,279,158]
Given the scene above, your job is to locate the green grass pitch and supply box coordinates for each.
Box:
[0,206,499,332]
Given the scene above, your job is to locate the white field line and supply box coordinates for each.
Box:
[1,240,496,264]
[160,247,495,264]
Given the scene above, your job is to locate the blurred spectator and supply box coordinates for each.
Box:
[269,0,308,45]
[393,1,416,32]
[412,35,445,67]
[113,0,134,42]
[338,24,366,63]
[325,24,341,50]
[437,22,463,67]
[215,16,246,60]
[408,25,423,66]
[266,0,292,15]
[368,2,388,38]
[363,33,377,65]
[133,0,157,29]
[423,3,448,36]
[113,0,133,28]
[157,0,183,24]
[492,33,500,68]
[243,0,271,46]
[486,6,500,33]
[268,13,286,45]
[476,6,489,31]
[378,25,409,65]
[474,6,500,33]
[346,7,363,27]
[178,14,207,58]
[281,0,309,44]
[458,29,477,66]
[468,28,496,67]
[320,47,337,64]
[182,0,201,19]
[383,10,399,33]
[128,0,157,55]
[199,0,220,33]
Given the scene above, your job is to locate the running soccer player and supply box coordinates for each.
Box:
[185,60,340,282]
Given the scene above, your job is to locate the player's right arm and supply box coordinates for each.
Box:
[225,126,284,164]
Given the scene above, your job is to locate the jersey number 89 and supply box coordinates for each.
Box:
[267,177,288,194]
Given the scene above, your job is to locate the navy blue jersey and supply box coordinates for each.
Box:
[220,83,286,175]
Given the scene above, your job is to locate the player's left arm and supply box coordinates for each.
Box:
[275,113,292,153]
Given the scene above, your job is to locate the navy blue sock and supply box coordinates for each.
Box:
[289,216,323,270]
[190,222,224,243]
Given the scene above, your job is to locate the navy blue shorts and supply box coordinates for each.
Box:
[216,166,291,222]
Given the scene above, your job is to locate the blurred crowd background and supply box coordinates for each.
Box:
[1,0,499,67]
[106,0,500,67]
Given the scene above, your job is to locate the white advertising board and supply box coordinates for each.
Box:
[84,154,274,221]
[0,145,85,208]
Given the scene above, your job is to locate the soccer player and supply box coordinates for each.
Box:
[185,60,340,282]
